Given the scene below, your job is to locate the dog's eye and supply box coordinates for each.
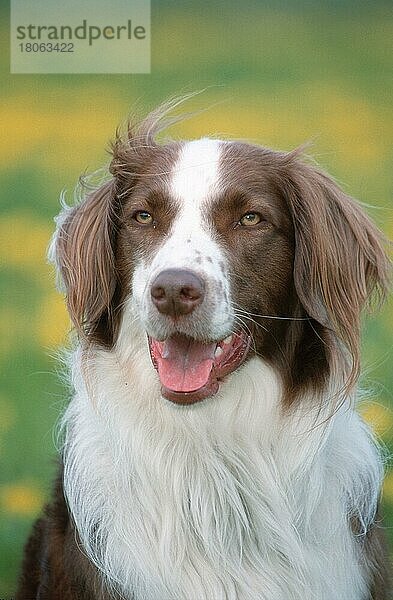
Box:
[239,212,262,227]
[133,210,154,225]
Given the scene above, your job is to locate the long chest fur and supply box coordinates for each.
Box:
[60,344,381,600]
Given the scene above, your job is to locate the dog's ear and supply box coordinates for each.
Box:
[49,180,118,345]
[281,154,390,388]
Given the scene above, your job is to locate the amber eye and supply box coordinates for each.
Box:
[134,210,154,225]
[239,212,262,227]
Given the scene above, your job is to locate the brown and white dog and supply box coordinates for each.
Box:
[17,101,391,599]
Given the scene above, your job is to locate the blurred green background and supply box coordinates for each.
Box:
[1,0,392,594]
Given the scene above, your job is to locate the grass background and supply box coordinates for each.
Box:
[1,0,392,594]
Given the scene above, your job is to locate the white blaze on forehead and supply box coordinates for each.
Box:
[129,137,233,343]
[170,138,222,230]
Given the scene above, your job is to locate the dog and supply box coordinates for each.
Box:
[17,100,391,599]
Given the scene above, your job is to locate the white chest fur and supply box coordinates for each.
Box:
[61,337,381,600]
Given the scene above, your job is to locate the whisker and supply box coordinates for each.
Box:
[234,312,268,334]
[230,301,310,322]
[233,316,258,354]
[233,309,293,371]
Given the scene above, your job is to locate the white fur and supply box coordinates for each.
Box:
[57,138,383,600]
[132,139,233,343]
[61,320,381,600]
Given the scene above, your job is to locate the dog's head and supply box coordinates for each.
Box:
[51,104,389,406]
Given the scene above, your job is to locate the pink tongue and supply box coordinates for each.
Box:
[156,335,216,392]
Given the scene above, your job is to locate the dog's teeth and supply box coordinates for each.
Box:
[215,346,223,357]
[223,335,233,345]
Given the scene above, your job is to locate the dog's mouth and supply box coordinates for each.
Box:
[148,331,251,405]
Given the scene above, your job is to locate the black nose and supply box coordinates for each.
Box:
[150,269,205,317]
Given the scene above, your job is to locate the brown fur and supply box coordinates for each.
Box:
[281,152,389,393]
[16,470,117,600]
[217,142,390,403]
[55,180,120,346]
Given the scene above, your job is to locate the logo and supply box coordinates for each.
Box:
[11,0,150,74]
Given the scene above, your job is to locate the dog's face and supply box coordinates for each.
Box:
[114,139,295,404]
[52,112,388,407]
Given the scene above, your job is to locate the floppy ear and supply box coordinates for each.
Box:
[49,180,118,345]
[281,155,390,389]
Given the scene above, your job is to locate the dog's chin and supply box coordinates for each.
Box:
[160,380,220,405]
[148,331,252,405]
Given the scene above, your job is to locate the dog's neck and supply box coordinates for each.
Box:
[60,339,380,600]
